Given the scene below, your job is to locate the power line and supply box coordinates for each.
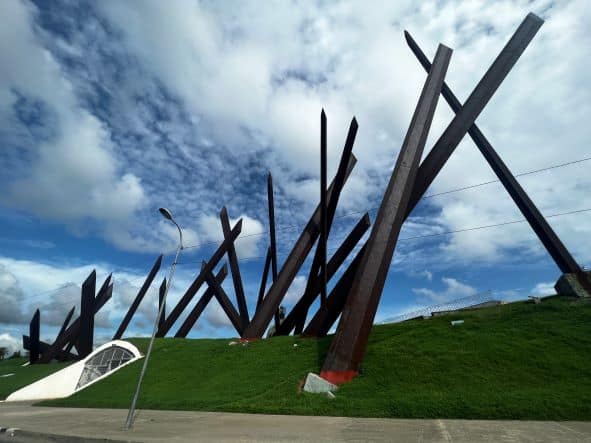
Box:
[20,267,162,305]
[15,156,591,305]
[19,207,591,309]
[397,208,591,241]
[180,155,591,250]
[176,207,591,266]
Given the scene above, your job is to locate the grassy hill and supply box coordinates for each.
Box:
[42,296,591,419]
[0,357,70,400]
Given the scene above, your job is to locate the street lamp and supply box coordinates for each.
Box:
[125,207,183,430]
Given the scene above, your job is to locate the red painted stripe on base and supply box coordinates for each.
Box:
[239,337,258,343]
[320,370,358,385]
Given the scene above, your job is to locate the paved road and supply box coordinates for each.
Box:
[1,401,591,442]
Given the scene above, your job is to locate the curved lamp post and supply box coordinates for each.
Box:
[125,207,183,430]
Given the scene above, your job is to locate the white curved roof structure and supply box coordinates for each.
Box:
[6,340,142,402]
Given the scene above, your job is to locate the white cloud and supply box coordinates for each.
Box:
[284,275,308,306]
[0,333,21,355]
[0,0,589,281]
[0,255,164,339]
[0,0,148,249]
[410,269,433,281]
[92,0,591,268]
[203,298,233,330]
[196,213,264,259]
[413,277,477,303]
[0,264,27,324]
[531,281,556,296]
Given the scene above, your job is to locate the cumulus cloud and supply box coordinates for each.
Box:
[284,275,308,306]
[0,333,21,355]
[196,213,264,258]
[0,264,27,324]
[0,0,590,304]
[203,298,233,330]
[0,255,166,337]
[91,0,591,269]
[409,269,433,281]
[413,277,478,303]
[0,0,148,249]
[531,281,556,296]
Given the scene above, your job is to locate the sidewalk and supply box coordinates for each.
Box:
[1,401,590,442]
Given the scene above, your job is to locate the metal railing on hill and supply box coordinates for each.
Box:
[380,290,495,324]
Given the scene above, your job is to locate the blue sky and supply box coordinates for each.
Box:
[1,0,590,353]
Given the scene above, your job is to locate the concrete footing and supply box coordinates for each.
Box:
[303,373,338,393]
[555,271,591,298]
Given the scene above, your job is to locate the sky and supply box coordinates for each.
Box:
[1,0,590,354]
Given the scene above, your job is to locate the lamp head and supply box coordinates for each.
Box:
[158,207,174,221]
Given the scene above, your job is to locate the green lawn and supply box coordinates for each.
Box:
[0,357,70,400]
[42,296,591,419]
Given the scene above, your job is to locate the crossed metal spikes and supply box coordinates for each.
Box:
[167,145,363,338]
[24,12,584,380]
[321,42,454,379]
[25,271,113,364]
[320,13,557,379]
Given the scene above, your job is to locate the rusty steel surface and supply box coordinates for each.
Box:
[113,255,163,340]
[202,264,243,335]
[64,280,112,358]
[39,274,112,363]
[267,173,281,329]
[403,23,579,275]
[158,278,167,331]
[242,155,357,339]
[23,335,77,361]
[321,44,452,377]
[157,219,242,337]
[174,265,228,338]
[56,306,75,343]
[256,247,272,312]
[267,173,279,281]
[304,244,366,337]
[320,110,328,307]
[220,207,249,328]
[406,13,544,217]
[28,309,40,364]
[294,117,359,334]
[78,270,96,359]
[276,213,370,336]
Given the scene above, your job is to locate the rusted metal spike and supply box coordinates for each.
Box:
[406,13,544,217]
[220,207,249,329]
[303,244,366,337]
[202,263,243,335]
[256,247,272,312]
[113,255,163,340]
[39,274,112,363]
[56,306,75,343]
[23,335,77,362]
[321,44,452,383]
[28,309,40,364]
[242,154,357,339]
[157,219,242,337]
[320,109,328,308]
[267,173,278,280]
[277,213,370,336]
[267,172,281,329]
[295,117,359,333]
[78,270,97,358]
[174,265,228,338]
[404,25,580,275]
[159,278,167,331]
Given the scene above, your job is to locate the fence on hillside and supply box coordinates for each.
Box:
[380,290,495,324]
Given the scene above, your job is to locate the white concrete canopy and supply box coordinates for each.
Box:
[6,340,142,402]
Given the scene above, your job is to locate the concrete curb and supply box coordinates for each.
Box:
[0,428,129,443]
